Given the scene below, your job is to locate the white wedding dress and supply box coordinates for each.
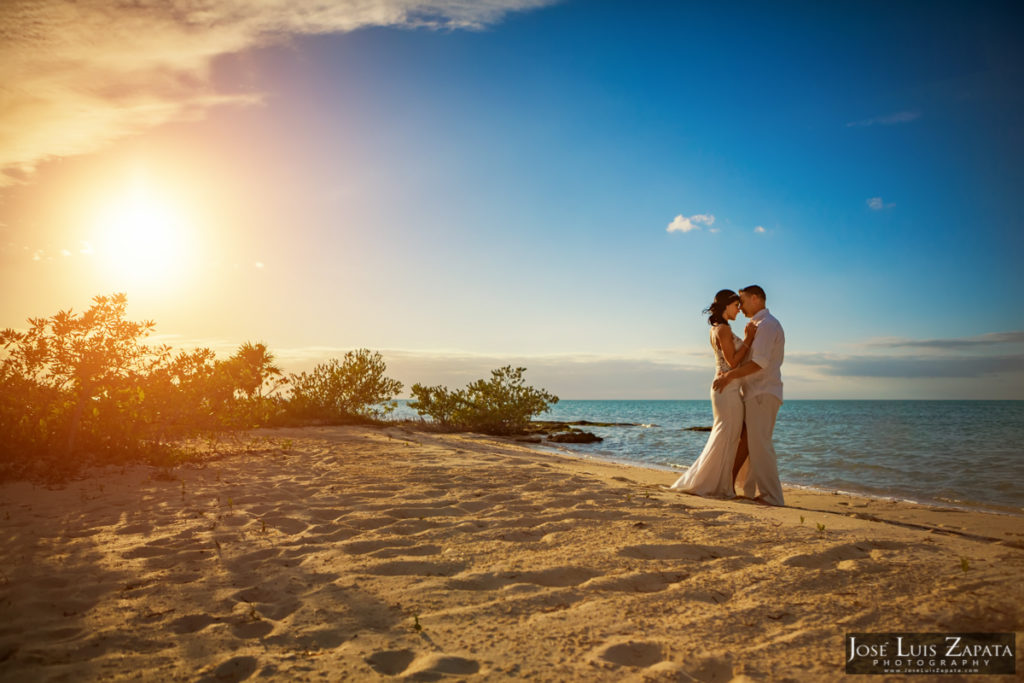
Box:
[670,324,743,497]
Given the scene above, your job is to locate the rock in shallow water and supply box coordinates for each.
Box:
[547,431,603,444]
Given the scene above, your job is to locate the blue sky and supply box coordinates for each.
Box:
[2,0,1023,398]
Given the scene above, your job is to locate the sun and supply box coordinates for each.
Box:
[94,180,192,290]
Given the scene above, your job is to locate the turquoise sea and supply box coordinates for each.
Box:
[393,400,1024,514]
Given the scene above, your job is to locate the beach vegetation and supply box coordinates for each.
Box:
[286,349,404,422]
[0,293,415,479]
[0,293,166,475]
[0,293,558,479]
[409,366,558,435]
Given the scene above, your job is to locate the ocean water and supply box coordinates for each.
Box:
[392,400,1024,514]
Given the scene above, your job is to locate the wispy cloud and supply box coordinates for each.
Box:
[792,352,1024,379]
[0,0,558,186]
[864,331,1024,350]
[789,330,1024,380]
[846,110,922,128]
[667,213,715,233]
[866,196,895,210]
[753,225,766,234]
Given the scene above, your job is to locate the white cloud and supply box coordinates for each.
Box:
[666,213,715,233]
[867,197,894,210]
[753,225,765,234]
[0,0,558,186]
[846,110,922,128]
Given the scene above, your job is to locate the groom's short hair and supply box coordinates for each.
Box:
[739,285,766,301]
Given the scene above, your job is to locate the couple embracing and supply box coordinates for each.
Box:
[671,285,786,506]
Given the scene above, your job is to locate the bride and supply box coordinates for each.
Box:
[671,289,756,497]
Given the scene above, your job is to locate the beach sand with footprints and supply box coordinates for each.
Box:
[1,425,1022,681]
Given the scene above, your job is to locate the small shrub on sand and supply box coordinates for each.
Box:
[409,366,558,435]
[286,349,403,422]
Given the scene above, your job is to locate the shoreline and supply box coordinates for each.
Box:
[523,436,1024,548]
[523,398,1024,516]
[534,439,1024,519]
[1,424,1021,681]
[539,440,1024,520]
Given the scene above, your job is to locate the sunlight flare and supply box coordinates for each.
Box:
[94,179,193,290]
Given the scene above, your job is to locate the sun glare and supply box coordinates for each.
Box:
[94,181,192,291]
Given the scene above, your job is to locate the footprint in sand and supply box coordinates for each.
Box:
[689,510,754,526]
[447,566,601,591]
[309,507,348,523]
[678,588,733,604]
[366,649,417,676]
[291,629,348,650]
[404,653,480,679]
[781,541,904,569]
[230,620,274,639]
[488,528,550,543]
[197,655,258,683]
[582,571,689,593]
[261,516,309,535]
[619,543,745,562]
[590,639,668,669]
[232,585,302,621]
[366,650,480,678]
[517,566,602,587]
[169,613,219,634]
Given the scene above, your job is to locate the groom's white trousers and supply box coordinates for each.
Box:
[737,393,785,506]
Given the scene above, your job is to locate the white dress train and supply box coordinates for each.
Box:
[670,325,743,497]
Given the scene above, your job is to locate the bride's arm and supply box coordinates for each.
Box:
[716,324,756,368]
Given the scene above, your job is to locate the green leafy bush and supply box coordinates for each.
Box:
[0,293,163,471]
[409,366,558,435]
[287,349,403,422]
[0,294,293,476]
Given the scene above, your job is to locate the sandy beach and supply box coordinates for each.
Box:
[1,425,1021,681]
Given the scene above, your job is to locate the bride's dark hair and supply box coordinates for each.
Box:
[703,289,740,326]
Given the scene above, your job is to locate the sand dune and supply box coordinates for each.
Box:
[1,425,1021,681]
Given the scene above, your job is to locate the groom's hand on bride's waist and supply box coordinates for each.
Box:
[715,360,764,392]
[712,373,729,392]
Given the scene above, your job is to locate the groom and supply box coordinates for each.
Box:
[711,285,786,506]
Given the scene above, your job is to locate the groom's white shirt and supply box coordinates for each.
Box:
[742,308,785,402]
